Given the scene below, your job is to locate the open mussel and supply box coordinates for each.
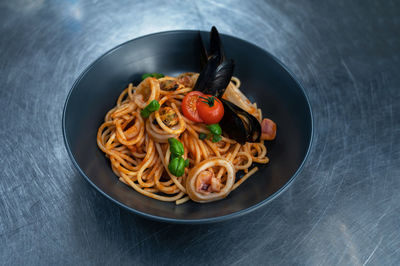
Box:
[194,26,262,144]
[195,26,234,98]
[219,99,261,144]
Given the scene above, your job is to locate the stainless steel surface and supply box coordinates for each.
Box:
[1,0,399,265]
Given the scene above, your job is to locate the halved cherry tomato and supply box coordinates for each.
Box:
[197,94,224,124]
[181,91,204,123]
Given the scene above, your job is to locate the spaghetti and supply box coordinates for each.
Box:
[97,73,271,204]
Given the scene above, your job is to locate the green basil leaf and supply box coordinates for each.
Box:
[142,73,165,80]
[198,133,207,140]
[140,100,160,118]
[212,134,222,143]
[141,73,152,80]
[168,138,184,157]
[152,73,165,79]
[207,123,222,136]
[168,157,185,177]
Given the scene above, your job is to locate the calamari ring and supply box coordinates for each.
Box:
[186,158,235,203]
[133,77,160,108]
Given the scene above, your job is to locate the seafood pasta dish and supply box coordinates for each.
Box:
[97,27,277,204]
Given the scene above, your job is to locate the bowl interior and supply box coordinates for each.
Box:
[63,31,312,223]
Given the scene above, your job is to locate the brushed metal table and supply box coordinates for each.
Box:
[1,1,399,265]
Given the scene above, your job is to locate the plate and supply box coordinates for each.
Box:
[62,30,313,223]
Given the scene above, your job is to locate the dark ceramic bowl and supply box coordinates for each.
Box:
[62,30,313,223]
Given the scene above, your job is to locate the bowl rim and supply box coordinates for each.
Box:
[62,29,314,224]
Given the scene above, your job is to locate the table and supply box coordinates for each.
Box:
[1,0,399,265]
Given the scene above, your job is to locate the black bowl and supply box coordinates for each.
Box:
[62,30,313,224]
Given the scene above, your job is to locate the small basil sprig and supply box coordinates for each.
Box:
[168,157,186,177]
[207,124,222,136]
[168,138,184,157]
[199,133,207,140]
[142,73,165,80]
[212,134,222,143]
[140,100,160,118]
[167,138,189,177]
[198,124,222,142]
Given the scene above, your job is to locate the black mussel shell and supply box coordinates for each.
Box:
[194,55,220,92]
[209,26,225,64]
[193,56,234,98]
[198,31,208,69]
[219,99,261,144]
[198,26,225,69]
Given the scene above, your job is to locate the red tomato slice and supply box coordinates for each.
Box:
[182,91,204,123]
[197,95,224,124]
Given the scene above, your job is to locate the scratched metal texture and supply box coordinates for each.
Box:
[0,0,399,265]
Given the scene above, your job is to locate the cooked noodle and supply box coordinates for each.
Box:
[97,73,270,204]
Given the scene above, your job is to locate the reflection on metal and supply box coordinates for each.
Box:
[0,0,399,264]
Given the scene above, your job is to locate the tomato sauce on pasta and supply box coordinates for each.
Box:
[97,73,272,204]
